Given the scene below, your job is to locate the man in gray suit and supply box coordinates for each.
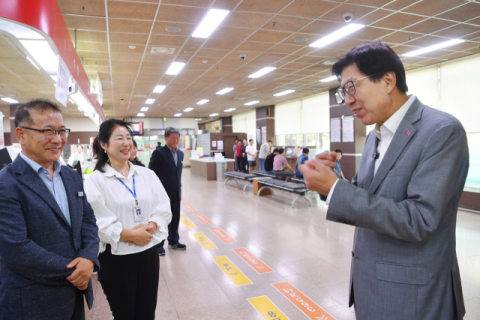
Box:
[300,42,468,320]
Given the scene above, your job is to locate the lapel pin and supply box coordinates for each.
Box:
[77,192,84,197]
[407,131,411,136]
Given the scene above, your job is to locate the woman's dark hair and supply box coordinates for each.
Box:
[130,139,143,165]
[278,148,285,154]
[332,41,408,94]
[93,119,132,172]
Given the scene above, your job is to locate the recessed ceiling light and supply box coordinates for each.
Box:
[309,24,364,48]
[294,37,309,43]
[216,87,234,95]
[150,47,175,54]
[184,108,193,112]
[129,45,136,49]
[166,26,182,32]
[19,40,58,74]
[146,99,155,104]
[141,107,149,112]
[174,113,182,117]
[1,97,19,103]
[273,90,295,97]
[320,76,338,83]
[166,62,186,75]
[137,113,145,117]
[197,99,209,105]
[248,67,276,79]
[209,113,219,117]
[192,9,229,38]
[224,108,236,112]
[84,113,88,117]
[195,118,203,121]
[244,100,259,106]
[402,39,465,57]
[153,85,166,93]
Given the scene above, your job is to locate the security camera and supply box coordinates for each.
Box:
[343,12,353,22]
[240,54,246,60]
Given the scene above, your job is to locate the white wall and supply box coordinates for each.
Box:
[64,118,99,132]
[406,65,439,109]
[232,110,256,147]
[2,114,10,132]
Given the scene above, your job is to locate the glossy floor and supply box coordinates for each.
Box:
[87,169,480,320]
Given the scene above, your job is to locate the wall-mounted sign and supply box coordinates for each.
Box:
[55,58,70,107]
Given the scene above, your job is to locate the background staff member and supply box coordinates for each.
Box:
[258,140,272,171]
[0,99,99,320]
[299,42,468,320]
[245,139,256,174]
[149,127,185,256]
[85,119,172,320]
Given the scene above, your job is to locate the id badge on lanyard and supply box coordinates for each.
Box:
[116,175,143,222]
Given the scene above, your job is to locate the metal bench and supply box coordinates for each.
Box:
[224,171,258,191]
[252,170,277,178]
[291,177,304,183]
[257,179,312,208]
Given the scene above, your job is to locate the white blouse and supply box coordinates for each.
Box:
[84,162,172,255]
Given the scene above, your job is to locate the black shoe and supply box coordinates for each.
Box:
[168,243,186,250]
[158,246,165,256]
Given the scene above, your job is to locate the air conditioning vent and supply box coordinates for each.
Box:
[150,47,175,54]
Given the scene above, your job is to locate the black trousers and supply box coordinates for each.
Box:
[160,199,181,246]
[70,289,85,320]
[98,245,159,320]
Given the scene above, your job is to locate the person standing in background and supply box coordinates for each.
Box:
[334,149,345,179]
[149,127,186,256]
[0,99,99,320]
[233,139,238,171]
[245,139,257,174]
[242,138,248,173]
[129,140,144,167]
[258,140,272,171]
[235,140,244,172]
[85,119,171,320]
[67,144,85,167]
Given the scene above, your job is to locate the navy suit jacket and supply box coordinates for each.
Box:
[0,156,100,320]
[149,145,183,201]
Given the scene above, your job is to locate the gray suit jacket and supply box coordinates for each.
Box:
[327,98,468,320]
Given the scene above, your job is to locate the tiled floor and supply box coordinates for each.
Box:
[87,169,480,320]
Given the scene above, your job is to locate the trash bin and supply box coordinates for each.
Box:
[216,162,227,182]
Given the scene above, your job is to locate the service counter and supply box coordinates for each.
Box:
[190,158,235,181]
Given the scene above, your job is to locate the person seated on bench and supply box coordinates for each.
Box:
[273,148,295,181]
[295,148,309,178]
[264,148,279,174]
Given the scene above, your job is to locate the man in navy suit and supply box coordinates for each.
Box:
[149,127,185,256]
[0,99,100,320]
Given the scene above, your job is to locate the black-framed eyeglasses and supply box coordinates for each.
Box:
[335,75,374,104]
[21,127,70,139]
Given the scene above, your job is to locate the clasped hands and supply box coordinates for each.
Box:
[126,221,157,247]
[66,257,94,291]
[298,151,339,195]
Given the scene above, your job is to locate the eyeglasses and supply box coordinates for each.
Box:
[21,127,70,139]
[335,75,374,104]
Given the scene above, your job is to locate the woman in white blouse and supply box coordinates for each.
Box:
[84,119,171,320]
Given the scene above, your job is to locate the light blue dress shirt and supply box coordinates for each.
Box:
[167,145,178,166]
[19,153,71,226]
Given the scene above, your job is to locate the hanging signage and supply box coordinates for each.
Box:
[55,58,70,107]
[95,72,103,106]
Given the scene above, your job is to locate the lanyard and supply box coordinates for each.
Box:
[115,175,138,206]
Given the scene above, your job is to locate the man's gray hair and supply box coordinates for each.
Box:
[165,127,180,137]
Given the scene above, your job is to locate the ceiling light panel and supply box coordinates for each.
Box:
[19,40,58,74]
[244,100,259,106]
[174,113,182,117]
[402,39,465,57]
[216,87,234,95]
[309,24,364,48]
[224,108,236,112]
[153,85,166,93]
[320,76,338,83]
[197,99,209,105]
[192,9,230,38]
[184,108,193,112]
[209,113,219,117]
[140,107,149,112]
[1,97,19,104]
[146,99,155,104]
[166,62,186,75]
[137,113,145,117]
[273,90,295,97]
[248,67,276,78]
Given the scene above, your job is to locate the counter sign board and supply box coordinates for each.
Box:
[55,58,70,107]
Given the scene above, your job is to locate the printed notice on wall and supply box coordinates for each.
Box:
[217,140,223,150]
[330,118,341,143]
[212,140,216,148]
[342,115,355,142]
[261,126,267,143]
[55,58,70,108]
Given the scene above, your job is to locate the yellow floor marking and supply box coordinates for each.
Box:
[248,296,290,320]
[213,255,252,286]
[192,232,218,250]
[180,217,197,229]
